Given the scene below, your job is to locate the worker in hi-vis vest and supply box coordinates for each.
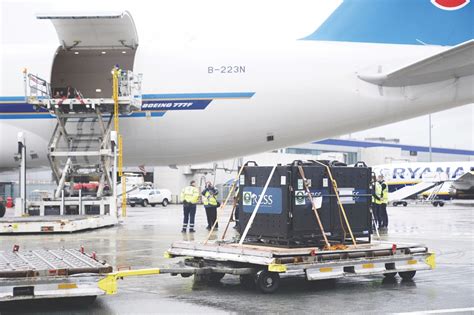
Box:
[180,180,200,233]
[370,174,378,232]
[374,177,383,229]
[378,175,389,230]
[202,181,219,230]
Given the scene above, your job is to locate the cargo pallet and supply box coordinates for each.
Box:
[0,215,118,234]
[162,240,435,293]
[0,248,112,303]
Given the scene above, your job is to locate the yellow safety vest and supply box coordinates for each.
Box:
[381,182,389,204]
[203,190,218,206]
[375,181,389,204]
[181,186,199,204]
[374,182,383,205]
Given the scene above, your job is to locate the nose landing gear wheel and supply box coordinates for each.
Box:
[255,270,280,294]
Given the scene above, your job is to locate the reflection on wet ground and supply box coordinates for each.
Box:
[1,204,473,314]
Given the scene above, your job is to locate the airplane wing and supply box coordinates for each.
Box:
[358,39,474,87]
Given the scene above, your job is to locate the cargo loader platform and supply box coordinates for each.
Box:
[2,68,142,234]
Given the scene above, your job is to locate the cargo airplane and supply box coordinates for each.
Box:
[0,0,473,170]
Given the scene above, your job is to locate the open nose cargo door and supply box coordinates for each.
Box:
[37,11,139,98]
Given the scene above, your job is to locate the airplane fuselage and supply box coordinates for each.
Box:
[1,1,473,169]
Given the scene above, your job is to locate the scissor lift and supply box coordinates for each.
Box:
[0,70,142,234]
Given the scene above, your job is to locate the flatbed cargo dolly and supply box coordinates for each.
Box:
[160,240,435,293]
[0,247,112,304]
[0,241,435,303]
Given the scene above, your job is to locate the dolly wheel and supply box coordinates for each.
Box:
[383,272,397,279]
[240,274,256,289]
[399,271,416,280]
[256,270,280,294]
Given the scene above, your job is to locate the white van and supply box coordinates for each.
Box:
[128,188,171,207]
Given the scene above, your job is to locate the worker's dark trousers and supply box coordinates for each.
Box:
[373,204,381,228]
[205,206,218,228]
[379,203,388,228]
[183,203,197,231]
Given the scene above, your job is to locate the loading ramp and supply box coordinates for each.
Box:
[388,181,443,204]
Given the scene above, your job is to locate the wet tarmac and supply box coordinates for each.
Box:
[0,204,473,314]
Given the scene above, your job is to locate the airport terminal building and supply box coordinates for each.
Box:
[287,138,474,165]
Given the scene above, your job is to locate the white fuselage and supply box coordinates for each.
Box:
[1,3,473,169]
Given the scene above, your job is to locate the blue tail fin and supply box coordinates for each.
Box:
[304,0,473,46]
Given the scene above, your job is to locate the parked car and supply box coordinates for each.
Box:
[127,189,171,207]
